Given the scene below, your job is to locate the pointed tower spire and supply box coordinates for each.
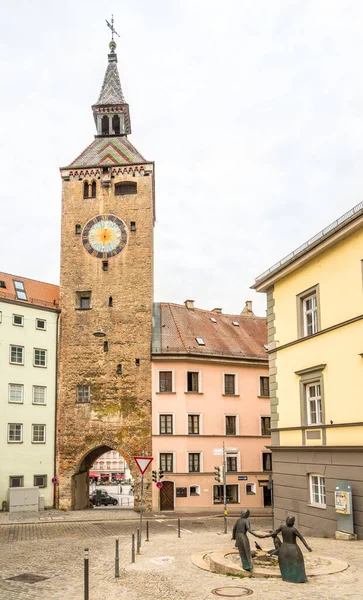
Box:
[92,20,131,137]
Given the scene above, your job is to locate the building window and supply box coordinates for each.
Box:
[112,114,120,135]
[225,415,237,435]
[213,484,239,504]
[115,181,137,195]
[13,280,27,301]
[188,414,200,435]
[75,224,81,234]
[262,453,272,471]
[0,280,6,288]
[83,181,89,198]
[34,475,47,488]
[188,453,201,473]
[246,483,256,495]
[190,485,200,496]
[101,115,109,135]
[12,314,24,326]
[159,371,173,393]
[102,261,108,272]
[297,286,320,338]
[9,384,24,404]
[130,221,136,231]
[227,456,237,472]
[34,348,47,367]
[187,372,199,392]
[36,318,46,330]
[116,363,122,375]
[91,181,96,198]
[10,476,23,488]
[160,453,173,472]
[259,376,270,397]
[32,424,46,443]
[10,345,24,365]
[8,423,23,443]
[103,341,109,352]
[33,386,47,405]
[195,337,205,345]
[224,374,236,395]
[159,414,173,434]
[309,474,326,507]
[306,383,322,425]
[78,293,91,309]
[77,385,90,403]
[261,417,271,436]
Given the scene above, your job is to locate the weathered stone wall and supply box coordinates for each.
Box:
[57,166,154,510]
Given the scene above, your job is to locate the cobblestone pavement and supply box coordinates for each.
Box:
[0,518,362,600]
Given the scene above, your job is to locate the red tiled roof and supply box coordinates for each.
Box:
[153,303,267,360]
[0,272,59,309]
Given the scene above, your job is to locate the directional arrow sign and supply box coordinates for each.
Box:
[134,456,153,475]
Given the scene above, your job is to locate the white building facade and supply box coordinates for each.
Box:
[0,273,59,508]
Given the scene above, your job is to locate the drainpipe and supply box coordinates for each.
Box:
[53,311,60,508]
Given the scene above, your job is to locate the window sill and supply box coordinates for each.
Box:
[33,365,47,369]
[8,441,23,444]
[307,502,326,510]
[258,395,270,399]
[156,392,176,395]
[185,392,203,395]
[188,433,200,436]
[8,401,24,405]
[31,441,46,444]
[223,394,240,397]
[75,307,92,311]
[9,363,24,366]
[32,402,47,406]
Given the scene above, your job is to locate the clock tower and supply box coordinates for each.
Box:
[57,36,154,510]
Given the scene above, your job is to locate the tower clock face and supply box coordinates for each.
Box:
[82,214,128,258]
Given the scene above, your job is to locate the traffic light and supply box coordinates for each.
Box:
[152,470,157,482]
[214,466,222,483]
[159,470,164,480]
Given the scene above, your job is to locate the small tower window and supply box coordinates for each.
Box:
[130,221,136,232]
[117,363,122,375]
[112,115,120,135]
[135,358,140,366]
[102,261,108,272]
[83,181,89,199]
[109,296,113,307]
[115,182,137,196]
[91,181,96,198]
[102,115,109,135]
[75,224,81,234]
[103,341,109,352]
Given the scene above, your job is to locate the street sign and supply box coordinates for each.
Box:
[156,482,163,489]
[134,456,153,475]
[213,449,223,456]
[238,476,248,481]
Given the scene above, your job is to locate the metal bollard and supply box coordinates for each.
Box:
[131,534,135,563]
[115,539,119,578]
[178,518,181,538]
[84,548,89,600]
[137,528,140,554]
[146,520,149,542]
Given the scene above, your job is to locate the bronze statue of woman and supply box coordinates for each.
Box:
[256,516,312,583]
[232,509,257,571]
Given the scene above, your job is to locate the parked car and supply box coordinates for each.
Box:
[89,490,118,506]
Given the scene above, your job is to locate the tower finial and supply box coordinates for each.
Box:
[105,14,120,43]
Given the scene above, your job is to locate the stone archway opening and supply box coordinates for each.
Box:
[90,449,134,509]
[71,445,134,510]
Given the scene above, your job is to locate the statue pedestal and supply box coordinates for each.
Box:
[335,530,357,541]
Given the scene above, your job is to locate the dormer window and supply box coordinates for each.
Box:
[14,281,27,301]
[83,181,89,199]
[232,321,239,326]
[210,317,217,323]
[195,337,205,346]
[0,281,6,288]
[115,181,137,196]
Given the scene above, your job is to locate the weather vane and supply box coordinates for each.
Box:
[105,14,120,40]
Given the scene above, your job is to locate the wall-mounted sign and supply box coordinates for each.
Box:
[238,476,248,481]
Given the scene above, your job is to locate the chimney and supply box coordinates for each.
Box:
[212,308,222,314]
[185,299,195,310]
[241,300,254,317]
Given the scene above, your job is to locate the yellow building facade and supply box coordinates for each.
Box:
[253,203,363,539]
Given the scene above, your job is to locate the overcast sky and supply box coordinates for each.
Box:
[1,1,363,317]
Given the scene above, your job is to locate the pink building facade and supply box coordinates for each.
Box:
[151,301,271,512]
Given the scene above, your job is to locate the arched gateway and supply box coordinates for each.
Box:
[56,35,154,511]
